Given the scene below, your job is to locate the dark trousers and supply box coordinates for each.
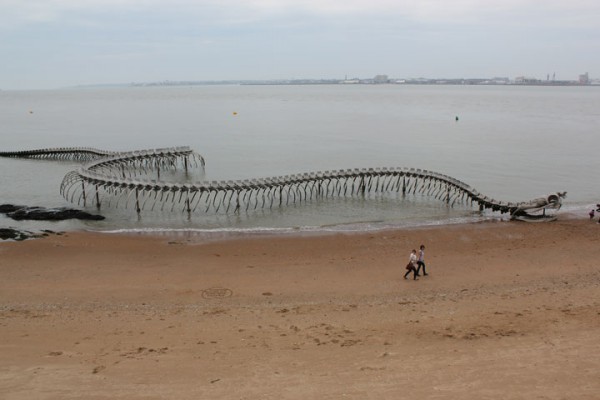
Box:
[404,265,418,280]
[416,261,427,275]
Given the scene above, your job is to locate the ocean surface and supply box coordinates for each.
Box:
[1,84,599,238]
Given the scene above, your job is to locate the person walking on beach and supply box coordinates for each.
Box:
[404,249,418,280]
[416,244,428,276]
[589,209,595,220]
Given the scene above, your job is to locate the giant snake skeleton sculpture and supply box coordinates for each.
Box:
[0,147,566,221]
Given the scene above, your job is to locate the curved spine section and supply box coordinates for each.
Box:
[62,163,521,215]
[82,146,204,179]
[4,146,561,217]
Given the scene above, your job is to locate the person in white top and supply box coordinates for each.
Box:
[404,249,418,280]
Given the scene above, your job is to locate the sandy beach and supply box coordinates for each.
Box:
[1,218,599,399]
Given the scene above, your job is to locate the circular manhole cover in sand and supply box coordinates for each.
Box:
[202,287,233,299]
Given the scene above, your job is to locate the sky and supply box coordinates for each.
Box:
[1,0,599,90]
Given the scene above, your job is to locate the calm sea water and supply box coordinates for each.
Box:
[1,84,599,236]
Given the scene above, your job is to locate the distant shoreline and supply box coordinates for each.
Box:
[60,79,599,90]
[128,79,598,88]
[3,80,597,91]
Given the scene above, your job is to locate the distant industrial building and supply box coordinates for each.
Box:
[514,76,540,84]
[373,75,389,83]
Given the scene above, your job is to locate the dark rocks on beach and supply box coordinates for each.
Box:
[0,228,63,241]
[0,228,35,241]
[0,204,25,214]
[0,204,105,221]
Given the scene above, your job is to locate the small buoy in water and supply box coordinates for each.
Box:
[29,110,33,114]
[233,111,237,116]
[455,116,459,121]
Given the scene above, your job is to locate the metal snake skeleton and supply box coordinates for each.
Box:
[0,147,566,220]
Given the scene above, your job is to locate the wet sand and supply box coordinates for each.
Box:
[1,218,599,399]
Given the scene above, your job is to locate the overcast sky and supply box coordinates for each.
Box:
[1,0,598,89]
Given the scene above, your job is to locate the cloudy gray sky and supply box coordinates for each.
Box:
[1,0,598,89]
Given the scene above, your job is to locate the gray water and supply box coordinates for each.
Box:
[1,84,599,236]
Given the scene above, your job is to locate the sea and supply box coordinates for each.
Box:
[1,84,599,239]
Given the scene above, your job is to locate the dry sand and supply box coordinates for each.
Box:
[1,218,599,399]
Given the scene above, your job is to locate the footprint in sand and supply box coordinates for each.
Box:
[92,365,106,374]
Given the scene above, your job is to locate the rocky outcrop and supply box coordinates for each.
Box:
[0,204,105,221]
[0,228,34,241]
[0,228,62,241]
